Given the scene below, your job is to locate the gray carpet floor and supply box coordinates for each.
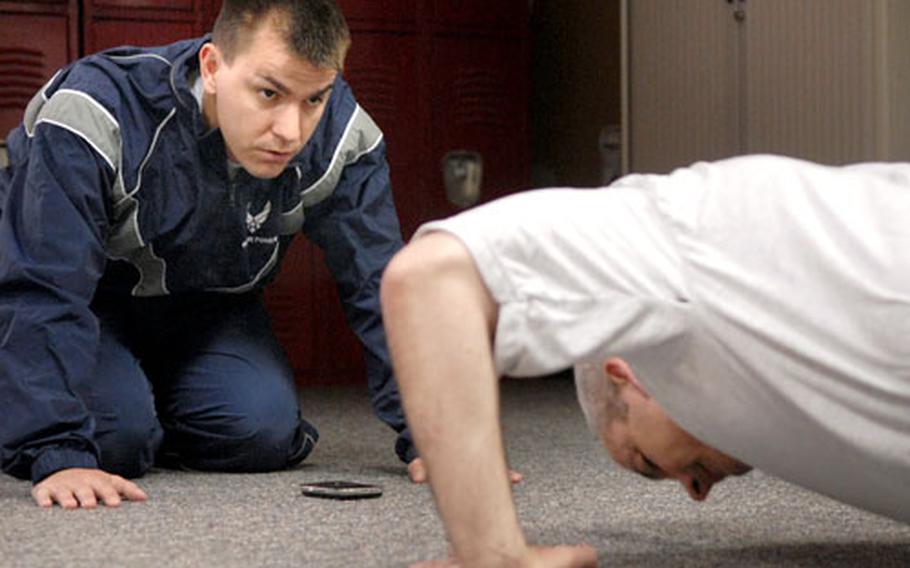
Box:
[2,376,909,567]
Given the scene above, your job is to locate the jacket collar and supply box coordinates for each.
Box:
[169,35,214,139]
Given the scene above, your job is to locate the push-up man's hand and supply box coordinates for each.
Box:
[410,544,599,568]
[408,457,523,485]
[32,468,147,509]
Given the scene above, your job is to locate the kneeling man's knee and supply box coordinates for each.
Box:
[97,412,163,478]
[171,412,318,473]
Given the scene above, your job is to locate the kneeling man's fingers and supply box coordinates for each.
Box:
[94,483,123,508]
[407,458,428,484]
[31,486,54,508]
[52,488,81,510]
[74,486,99,509]
[110,475,147,502]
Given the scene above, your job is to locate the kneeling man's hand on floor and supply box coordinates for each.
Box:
[32,468,147,509]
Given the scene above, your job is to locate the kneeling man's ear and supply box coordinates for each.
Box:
[199,43,222,94]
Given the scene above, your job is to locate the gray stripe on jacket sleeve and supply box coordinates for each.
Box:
[278,105,382,233]
[299,104,383,208]
[23,71,60,137]
[30,88,170,296]
[33,89,121,173]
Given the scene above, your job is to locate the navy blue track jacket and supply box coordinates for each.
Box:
[0,36,415,483]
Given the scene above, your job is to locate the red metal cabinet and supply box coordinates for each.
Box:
[428,34,530,205]
[0,0,79,137]
[336,0,417,27]
[344,30,422,236]
[83,0,213,53]
[427,0,529,30]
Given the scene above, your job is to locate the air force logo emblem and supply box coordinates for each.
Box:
[246,201,272,234]
[242,201,278,248]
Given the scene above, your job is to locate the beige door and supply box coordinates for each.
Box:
[624,0,910,172]
[626,0,741,174]
[743,0,878,164]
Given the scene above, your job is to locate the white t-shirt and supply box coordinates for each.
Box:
[415,155,910,524]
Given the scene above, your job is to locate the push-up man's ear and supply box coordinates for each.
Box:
[604,357,649,398]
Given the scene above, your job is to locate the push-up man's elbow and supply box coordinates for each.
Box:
[382,232,474,303]
[381,231,497,339]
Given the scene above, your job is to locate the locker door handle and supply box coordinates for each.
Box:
[726,0,746,22]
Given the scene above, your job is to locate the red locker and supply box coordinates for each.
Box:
[0,0,79,137]
[82,0,212,54]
